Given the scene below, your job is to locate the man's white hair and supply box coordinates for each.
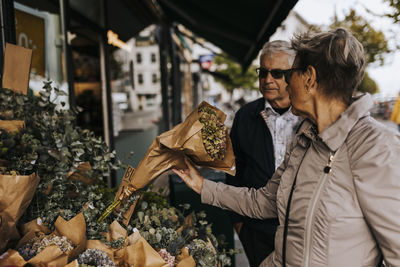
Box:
[260,40,296,66]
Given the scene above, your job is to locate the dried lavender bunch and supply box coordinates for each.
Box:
[188,239,217,267]
[198,106,227,160]
[158,248,175,266]
[77,249,115,267]
[18,233,74,261]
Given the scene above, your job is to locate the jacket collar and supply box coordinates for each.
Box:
[253,97,267,116]
[298,93,373,151]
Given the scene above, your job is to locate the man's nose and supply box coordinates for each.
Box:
[264,72,275,83]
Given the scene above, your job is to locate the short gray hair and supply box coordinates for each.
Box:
[260,40,296,66]
[291,28,366,105]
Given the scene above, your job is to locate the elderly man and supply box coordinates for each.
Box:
[225,40,301,267]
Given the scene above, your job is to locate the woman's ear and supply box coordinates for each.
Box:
[305,65,318,93]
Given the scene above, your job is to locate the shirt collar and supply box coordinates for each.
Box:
[264,99,294,116]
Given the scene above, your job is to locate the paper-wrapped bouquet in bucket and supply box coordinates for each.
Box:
[100,102,235,222]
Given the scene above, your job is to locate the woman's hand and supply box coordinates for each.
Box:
[172,157,204,194]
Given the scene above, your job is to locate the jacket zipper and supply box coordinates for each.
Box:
[303,150,337,267]
[303,172,329,267]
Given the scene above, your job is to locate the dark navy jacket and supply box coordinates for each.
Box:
[226,97,279,234]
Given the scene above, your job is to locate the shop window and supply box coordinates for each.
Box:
[138,73,143,84]
[136,53,142,64]
[151,53,156,63]
[152,73,157,83]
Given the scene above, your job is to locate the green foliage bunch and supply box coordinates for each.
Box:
[0,82,121,230]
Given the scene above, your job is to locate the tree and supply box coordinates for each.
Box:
[384,0,400,23]
[329,8,394,94]
[213,53,258,95]
[331,9,391,65]
[357,71,380,94]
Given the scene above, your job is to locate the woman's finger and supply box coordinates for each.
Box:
[172,168,188,180]
[184,157,196,172]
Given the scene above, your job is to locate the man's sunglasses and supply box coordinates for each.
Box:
[256,68,303,84]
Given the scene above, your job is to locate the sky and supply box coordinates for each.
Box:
[293,0,400,98]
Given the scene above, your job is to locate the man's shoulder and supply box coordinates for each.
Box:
[236,98,264,116]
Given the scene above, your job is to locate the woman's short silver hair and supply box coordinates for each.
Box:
[291,28,366,105]
[260,40,296,66]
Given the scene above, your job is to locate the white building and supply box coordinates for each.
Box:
[112,25,161,112]
[269,10,310,42]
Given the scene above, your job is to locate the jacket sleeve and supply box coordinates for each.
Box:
[351,128,400,266]
[201,139,293,219]
[225,110,245,224]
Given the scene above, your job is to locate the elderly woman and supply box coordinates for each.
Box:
[173,28,400,267]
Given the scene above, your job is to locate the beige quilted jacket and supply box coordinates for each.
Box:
[202,94,400,267]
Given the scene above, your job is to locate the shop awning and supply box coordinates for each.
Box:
[156,0,299,69]
[15,0,298,69]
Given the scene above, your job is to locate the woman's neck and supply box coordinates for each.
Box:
[311,96,348,133]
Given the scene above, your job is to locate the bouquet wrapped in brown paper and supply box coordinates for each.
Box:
[104,101,236,223]
[0,246,68,267]
[86,220,171,266]
[0,172,39,252]
[116,230,171,267]
[176,247,196,267]
[0,213,86,266]
[127,101,235,190]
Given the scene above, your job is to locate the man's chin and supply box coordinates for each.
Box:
[261,90,278,100]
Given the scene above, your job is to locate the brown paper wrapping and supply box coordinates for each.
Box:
[9,213,86,266]
[132,101,235,190]
[0,173,39,252]
[0,249,26,266]
[29,245,68,266]
[176,214,193,234]
[89,220,128,266]
[116,102,235,223]
[53,213,87,261]
[2,43,32,95]
[66,162,93,185]
[107,220,128,242]
[93,221,170,266]
[176,247,196,267]
[86,240,115,261]
[118,231,170,267]
[0,120,25,132]
[20,217,51,236]
[65,259,79,267]
[16,218,51,249]
[0,246,68,267]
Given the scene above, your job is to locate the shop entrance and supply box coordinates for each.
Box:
[69,29,104,137]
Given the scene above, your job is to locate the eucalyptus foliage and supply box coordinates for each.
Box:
[0,82,121,230]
